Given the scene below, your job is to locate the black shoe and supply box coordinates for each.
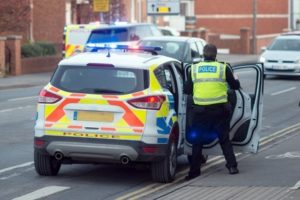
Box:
[185,172,201,181]
[228,167,239,174]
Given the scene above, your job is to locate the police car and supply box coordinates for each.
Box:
[34,45,264,183]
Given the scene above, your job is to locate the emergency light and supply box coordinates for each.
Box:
[85,43,161,55]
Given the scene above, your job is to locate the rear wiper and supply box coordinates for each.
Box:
[93,89,123,94]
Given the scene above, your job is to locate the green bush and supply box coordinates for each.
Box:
[21,42,56,58]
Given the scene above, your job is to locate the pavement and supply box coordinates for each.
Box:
[0,72,52,90]
[143,130,300,200]
[0,54,259,90]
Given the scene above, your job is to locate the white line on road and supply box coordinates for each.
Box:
[0,105,34,113]
[291,180,300,190]
[271,87,296,96]
[0,162,33,174]
[8,96,37,102]
[12,186,70,200]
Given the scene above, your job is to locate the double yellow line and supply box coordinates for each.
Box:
[116,123,300,200]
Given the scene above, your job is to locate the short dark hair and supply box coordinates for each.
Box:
[203,44,217,60]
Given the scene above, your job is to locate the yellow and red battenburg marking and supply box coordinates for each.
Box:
[68,125,83,129]
[108,100,144,127]
[46,98,80,122]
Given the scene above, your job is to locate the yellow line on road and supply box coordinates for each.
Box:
[116,123,300,200]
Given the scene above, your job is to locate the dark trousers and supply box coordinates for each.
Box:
[187,102,237,176]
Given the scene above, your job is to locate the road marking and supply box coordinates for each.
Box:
[291,180,300,190]
[8,96,37,102]
[0,162,33,174]
[117,123,300,200]
[12,186,70,200]
[271,87,296,96]
[0,167,34,181]
[0,105,34,113]
[265,152,300,160]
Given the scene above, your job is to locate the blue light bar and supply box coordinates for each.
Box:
[85,43,162,54]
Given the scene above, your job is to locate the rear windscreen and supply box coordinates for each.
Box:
[88,28,129,43]
[51,65,149,94]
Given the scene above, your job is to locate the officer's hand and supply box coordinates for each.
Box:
[234,73,239,80]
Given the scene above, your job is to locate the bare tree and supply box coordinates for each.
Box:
[0,0,31,32]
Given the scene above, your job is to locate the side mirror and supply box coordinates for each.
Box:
[260,46,267,53]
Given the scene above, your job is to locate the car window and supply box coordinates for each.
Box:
[51,65,149,94]
[154,65,176,94]
[131,26,154,40]
[190,42,200,59]
[88,28,129,43]
[154,66,168,89]
[269,38,300,51]
[139,40,185,61]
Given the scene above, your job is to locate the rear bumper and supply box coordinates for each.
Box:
[34,136,168,164]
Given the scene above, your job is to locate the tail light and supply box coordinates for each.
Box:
[38,89,62,104]
[127,95,166,110]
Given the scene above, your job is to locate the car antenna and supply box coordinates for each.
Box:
[106,49,111,57]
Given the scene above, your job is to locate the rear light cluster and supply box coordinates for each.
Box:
[128,95,166,110]
[38,89,62,104]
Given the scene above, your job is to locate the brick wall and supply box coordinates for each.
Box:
[21,55,61,74]
[195,0,288,35]
[32,0,65,44]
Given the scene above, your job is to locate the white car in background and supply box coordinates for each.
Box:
[259,32,300,78]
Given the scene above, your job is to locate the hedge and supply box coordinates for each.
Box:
[21,42,56,58]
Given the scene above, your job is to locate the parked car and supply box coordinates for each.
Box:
[138,36,207,71]
[259,32,300,77]
[34,45,263,183]
[84,23,162,52]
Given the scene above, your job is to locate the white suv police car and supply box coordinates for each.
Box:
[34,46,264,183]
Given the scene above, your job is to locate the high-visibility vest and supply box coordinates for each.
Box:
[191,61,228,105]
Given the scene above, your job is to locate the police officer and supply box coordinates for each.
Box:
[185,44,240,180]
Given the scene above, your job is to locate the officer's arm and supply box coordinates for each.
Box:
[226,65,240,90]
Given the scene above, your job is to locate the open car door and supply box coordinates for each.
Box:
[184,63,264,155]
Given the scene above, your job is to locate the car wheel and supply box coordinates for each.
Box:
[263,74,267,79]
[34,149,61,176]
[187,154,208,165]
[151,140,177,183]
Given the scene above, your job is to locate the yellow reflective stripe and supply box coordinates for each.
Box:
[193,95,227,102]
[219,63,225,79]
[45,130,142,141]
[193,78,225,83]
[192,64,197,81]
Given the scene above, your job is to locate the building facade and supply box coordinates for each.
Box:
[195,0,289,35]
[0,0,65,44]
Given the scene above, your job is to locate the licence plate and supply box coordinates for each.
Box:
[272,65,293,70]
[74,111,114,122]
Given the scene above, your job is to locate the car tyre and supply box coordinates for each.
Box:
[151,140,177,183]
[34,149,61,176]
